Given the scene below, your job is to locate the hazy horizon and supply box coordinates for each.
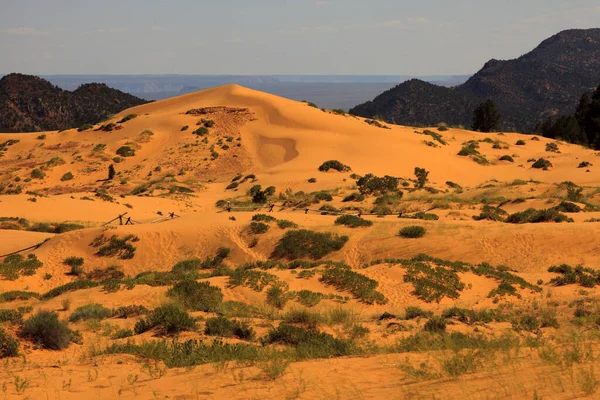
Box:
[2,0,599,76]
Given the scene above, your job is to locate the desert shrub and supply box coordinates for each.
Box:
[531,158,552,169]
[134,303,196,335]
[40,280,100,300]
[356,174,399,195]
[296,290,323,307]
[20,310,73,350]
[488,281,520,298]
[515,140,526,145]
[401,212,439,221]
[69,304,112,322]
[60,172,74,181]
[266,284,292,309]
[0,254,43,280]
[63,256,84,272]
[437,125,449,132]
[499,155,514,162]
[446,181,462,190]
[554,201,581,213]
[473,205,508,221]
[424,316,447,333]
[204,317,255,340]
[578,161,591,168]
[342,192,365,202]
[112,329,134,339]
[545,142,560,153]
[194,127,209,136]
[457,144,479,156]
[320,265,387,304]
[262,323,353,359]
[334,215,373,228]
[0,328,19,358]
[0,309,24,324]
[116,146,135,157]
[226,182,239,190]
[118,114,138,123]
[314,191,333,202]
[513,314,540,332]
[318,160,351,172]
[95,235,138,259]
[548,264,600,288]
[277,219,298,229]
[404,306,433,320]
[414,167,429,188]
[226,268,279,292]
[308,177,317,183]
[506,208,572,224]
[30,168,45,179]
[249,222,269,234]
[0,291,40,302]
[399,226,426,238]
[86,266,125,281]
[167,280,223,312]
[180,125,189,131]
[252,214,276,223]
[272,230,348,260]
[403,261,465,302]
[78,124,94,132]
[112,305,148,319]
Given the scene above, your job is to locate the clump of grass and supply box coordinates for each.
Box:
[0,254,43,280]
[134,303,196,335]
[249,221,269,234]
[277,219,298,229]
[69,304,112,322]
[399,226,426,238]
[204,317,255,340]
[334,215,373,228]
[531,158,553,170]
[112,305,148,319]
[20,310,74,350]
[318,160,351,172]
[63,256,84,276]
[473,205,508,221]
[272,230,348,260]
[506,208,572,224]
[266,284,293,309]
[320,265,387,304]
[118,114,138,123]
[424,316,447,333]
[262,323,354,359]
[167,280,223,312]
[93,235,139,259]
[296,290,323,307]
[252,214,277,223]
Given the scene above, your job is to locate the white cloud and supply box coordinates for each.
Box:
[0,27,48,36]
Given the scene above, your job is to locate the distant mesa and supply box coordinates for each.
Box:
[350,28,600,132]
[0,73,149,132]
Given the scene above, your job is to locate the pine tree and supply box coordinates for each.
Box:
[472,100,501,132]
[584,85,600,148]
[414,167,429,188]
[108,164,116,180]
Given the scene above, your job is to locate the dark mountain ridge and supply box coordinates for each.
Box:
[350,29,600,132]
[0,73,149,132]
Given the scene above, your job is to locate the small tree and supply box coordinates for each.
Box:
[108,164,116,180]
[472,100,501,132]
[414,167,429,188]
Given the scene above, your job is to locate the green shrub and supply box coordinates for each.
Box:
[167,280,223,312]
[314,191,333,202]
[515,140,526,145]
[194,127,209,136]
[356,174,399,195]
[0,254,43,280]
[401,212,439,221]
[60,172,74,181]
[342,192,365,202]
[334,215,373,228]
[116,146,135,157]
[473,205,508,221]
[272,230,348,260]
[204,317,255,340]
[545,142,560,153]
[499,155,514,162]
[226,182,239,190]
[399,226,426,238]
[262,323,353,359]
[249,221,269,234]
[0,291,39,302]
[180,125,189,131]
[112,305,148,319]
[320,265,387,304]
[296,290,323,307]
[112,329,134,339]
[277,220,298,229]
[40,280,100,300]
[532,158,552,169]
[95,235,138,259]
[0,309,24,324]
[266,285,292,309]
[318,160,351,172]
[69,304,112,322]
[78,124,94,132]
[424,316,446,333]
[404,306,432,320]
[118,114,138,123]
[63,256,84,276]
[20,310,73,350]
[414,167,429,188]
[252,214,276,223]
[506,208,572,224]
[30,169,45,179]
[134,303,196,335]
[554,201,581,213]
[0,328,19,358]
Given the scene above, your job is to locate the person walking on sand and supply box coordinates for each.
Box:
[357,211,362,218]
[269,203,275,212]
[227,201,231,213]
[118,214,124,225]
[305,208,309,215]
[125,217,133,225]
[169,212,175,219]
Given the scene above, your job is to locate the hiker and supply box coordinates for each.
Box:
[125,217,133,225]
[357,211,362,218]
[398,211,403,218]
[305,208,309,215]
[118,214,124,225]
[227,201,231,213]
[269,203,275,212]
[169,212,175,219]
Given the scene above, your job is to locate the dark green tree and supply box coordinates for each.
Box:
[414,167,429,188]
[472,100,501,132]
[108,164,116,180]
[583,85,600,148]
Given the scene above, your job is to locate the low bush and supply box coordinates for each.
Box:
[112,305,148,319]
[399,226,426,238]
[116,146,135,157]
[112,329,134,339]
[423,316,446,333]
[167,280,223,312]
[0,254,43,280]
[531,158,552,169]
[262,323,354,359]
[69,304,112,322]
[204,316,255,340]
[515,140,526,145]
[272,230,348,260]
[554,201,581,213]
[320,265,387,304]
[545,142,560,153]
[342,192,365,202]
[334,215,373,228]
[401,212,439,221]
[473,205,508,221]
[118,114,138,123]
[78,124,94,132]
[277,219,298,229]
[134,303,196,335]
[296,290,323,307]
[252,214,276,223]
[20,310,73,350]
[40,280,100,300]
[30,169,45,179]
[64,256,84,276]
[578,161,591,168]
[0,328,19,358]
[356,174,400,195]
[318,160,351,172]
[506,208,572,224]
[404,306,432,320]
[499,155,514,162]
[314,191,333,202]
[95,235,138,259]
[0,291,40,302]
[249,222,269,234]
[266,284,292,309]
[60,172,74,181]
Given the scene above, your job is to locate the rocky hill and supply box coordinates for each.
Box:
[350,29,600,132]
[0,73,149,132]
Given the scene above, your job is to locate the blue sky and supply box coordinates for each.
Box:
[1,0,599,75]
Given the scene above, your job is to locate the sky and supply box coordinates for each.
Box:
[1,0,599,76]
